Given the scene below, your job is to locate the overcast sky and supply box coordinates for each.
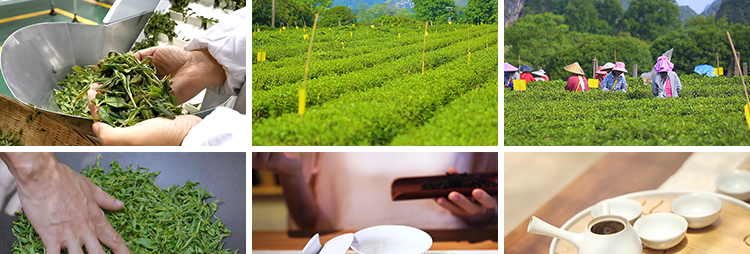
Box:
[675,0,713,13]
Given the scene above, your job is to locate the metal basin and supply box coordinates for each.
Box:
[1,10,232,137]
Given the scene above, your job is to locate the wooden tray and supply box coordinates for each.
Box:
[550,190,750,254]
[391,173,498,201]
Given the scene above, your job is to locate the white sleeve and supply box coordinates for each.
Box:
[181,107,249,146]
[184,7,248,97]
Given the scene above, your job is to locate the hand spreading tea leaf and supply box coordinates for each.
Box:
[11,157,236,254]
[55,51,183,127]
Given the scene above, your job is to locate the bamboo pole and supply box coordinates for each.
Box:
[484,25,490,51]
[467,23,470,61]
[300,13,320,121]
[614,49,617,62]
[727,31,750,110]
[422,21,428,76]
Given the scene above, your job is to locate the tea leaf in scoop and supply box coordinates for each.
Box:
[11,157,237,254]
[54,51,183,127]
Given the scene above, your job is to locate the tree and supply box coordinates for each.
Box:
[523,0,568,15]
[320,5,356,26]
[595,0,622,28]
[618,0,681,41]
[359,4,394,22]
[550,34,652,79]
[505,13,570,74]
[564,0,611,35]
[651,15,750,75]
[299,0,332,14]
[252,0,314,27]
[463,0,498,24]
[716,0,750,26]
[412,0,454,22]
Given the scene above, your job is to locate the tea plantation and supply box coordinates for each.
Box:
[504,75,750,146]
[252,24,498,146]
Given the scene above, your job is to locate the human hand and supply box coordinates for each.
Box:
[252,152,303,176]
[435,167,497,226]
[133,46,226,104]
[1,153,131,254]
[87,83,202,146]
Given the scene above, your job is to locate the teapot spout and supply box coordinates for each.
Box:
[527,216,584,249]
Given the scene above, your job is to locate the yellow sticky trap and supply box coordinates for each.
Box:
[352,24,355,27]
[449,21,452,25]
[279,29,282,33]
[481,22,483,25]
[398,33,401,38]
[370,25,374,28]
[282,26,286,30]
[468,52,471,62]
[350,32,353,37]
[425,31,428,36]
[263,52,267,61]
[589,79,599,88]
[257,52,262,62]
[299,89,306,115]
[257,28,260,32]
[513,79,526,91]
[745,103,750,130]
[716,67,724,76]
[391,24,393,27]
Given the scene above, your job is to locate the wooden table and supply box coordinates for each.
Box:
[253,229,499,250]
[504,152,693,254]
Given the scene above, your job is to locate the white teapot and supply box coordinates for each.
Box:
[527,203,642,254]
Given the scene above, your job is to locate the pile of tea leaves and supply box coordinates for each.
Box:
[54,51,182,127]
[0,127,23,146]
[11,157,236,254]
[421,173,498,190]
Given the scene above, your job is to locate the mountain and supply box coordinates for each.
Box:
[701,0,722,16]
[331,0,466,9]
[678,5,697,22]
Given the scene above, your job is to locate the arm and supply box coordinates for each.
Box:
[0,153,130,254]
[184,8,247,98]
[673,72,682,94]
[252,153,320,229]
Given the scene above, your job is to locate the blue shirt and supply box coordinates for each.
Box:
[602,72,628,92]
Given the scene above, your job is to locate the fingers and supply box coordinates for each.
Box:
[84,177,124,211]
[435,197,466,216]
[447,167,459,174]
[472,189,497,209]
[93,115,201,146]
[92,122,137,146]
[132,47,158,61]
[82,235,106,254]
[40,235,61,254]
[64,240,84,254]
[95,220,132,254]
[447,191,483,215]
[87,83,102,119]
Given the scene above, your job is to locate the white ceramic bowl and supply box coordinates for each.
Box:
[350,225,432,254]
[671,193,722,229]
[634,213,687,250]
[716,170,750,201]
[590,198,643,225]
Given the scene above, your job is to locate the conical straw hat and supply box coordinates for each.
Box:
[564,62,585,75]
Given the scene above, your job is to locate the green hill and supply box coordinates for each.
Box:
[678,5,698,22]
